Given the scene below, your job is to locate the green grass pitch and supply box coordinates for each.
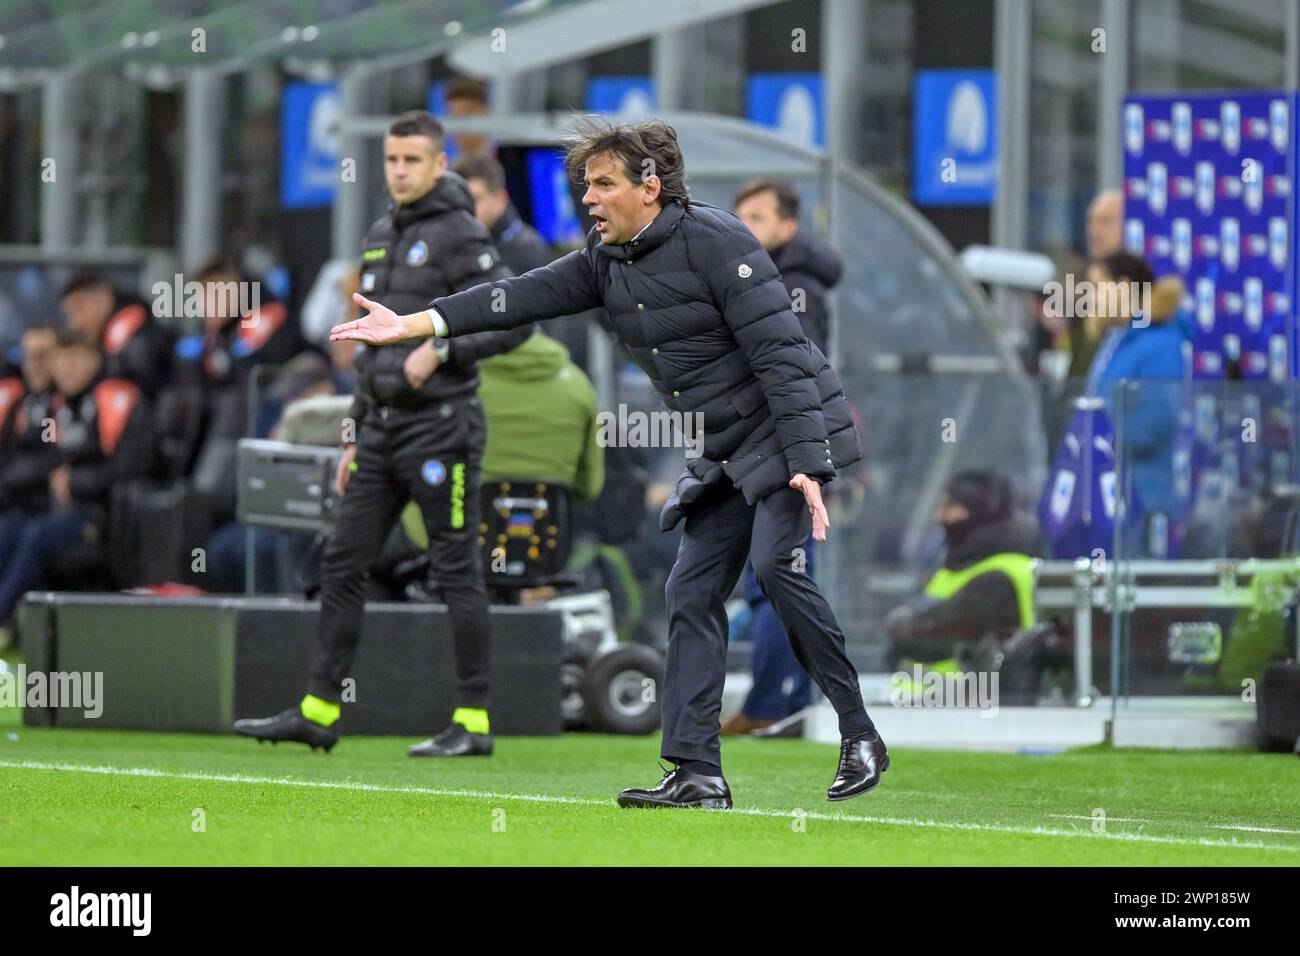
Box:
[3,692,1299,866]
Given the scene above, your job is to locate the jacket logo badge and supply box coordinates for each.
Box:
[406,241,429,266]
[421,459,447,486]
[737,263,752,278]
[360,272,375,292]
[477,252,494,271]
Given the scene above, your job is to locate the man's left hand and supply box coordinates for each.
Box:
[789,473,830,542]
[403,340,441,389]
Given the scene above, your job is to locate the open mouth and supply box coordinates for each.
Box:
[591,213,608,234]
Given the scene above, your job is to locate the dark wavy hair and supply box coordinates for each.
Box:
[563,115,690,208]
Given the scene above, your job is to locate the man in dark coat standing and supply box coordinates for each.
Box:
[332,118,885,808]
[734,179,842,355]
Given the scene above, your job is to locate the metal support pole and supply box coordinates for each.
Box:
[822,0,867,163]
[991,0,1032,328]
[332,65,372,262]
[1096,0,1131,192]
[40,73,79,253]
[182,67,224,273]
[1072,557,1094,706]
[653,28,699,111]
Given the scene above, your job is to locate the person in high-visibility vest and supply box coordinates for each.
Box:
[885,471,1043,681]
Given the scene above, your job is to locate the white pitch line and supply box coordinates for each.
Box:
[3,759,1298,854]
[1048,813,1300,836]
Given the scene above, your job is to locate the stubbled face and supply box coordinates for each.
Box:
[52,345,101,396]
[384,134,446,205]
[61,287,114,340]
[736,189,798,251]
[581,153,660,245]
[20,329,57,392]
[465,176,508,227]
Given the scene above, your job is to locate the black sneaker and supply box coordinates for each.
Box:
[827,732,889,801]
[617,766,733,809]
[233,707,339,752]
[408,722,493,757]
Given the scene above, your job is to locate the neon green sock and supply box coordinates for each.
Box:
[452,707,490,735]
[300,694,341,727]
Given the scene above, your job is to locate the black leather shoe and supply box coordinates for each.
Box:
[827,732,889,801]
[617,767,733,809]
[408,722,493,757]
[233,707,339,752]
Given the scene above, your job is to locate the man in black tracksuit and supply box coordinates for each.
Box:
[333,118,885,807]
[235,111,529,756]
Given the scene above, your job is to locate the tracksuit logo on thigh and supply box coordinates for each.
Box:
[451,462,465,529]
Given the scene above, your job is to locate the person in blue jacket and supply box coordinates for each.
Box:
[1083,251,1190,554]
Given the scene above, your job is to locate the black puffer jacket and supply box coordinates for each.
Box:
[432,200,864,531]
[351,172,528,423]
[770,228,842,354]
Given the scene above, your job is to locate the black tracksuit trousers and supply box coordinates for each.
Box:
[308,394,491,709]
[661,480,867,765]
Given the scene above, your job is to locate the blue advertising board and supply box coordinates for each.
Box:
[1121,91,1294,383]
[281,82,342,209]
[912,69,998,206]
[746,72,824,149]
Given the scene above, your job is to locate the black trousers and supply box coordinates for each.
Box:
[308,394,491,709]
[661,481,865,764]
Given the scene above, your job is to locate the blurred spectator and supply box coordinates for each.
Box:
[1066,189,1125,378]
[884,471,1042,672]
[1083,251,1190,543]
[445,77,492,157]
[60,272,173,399]
[329,267,363,385]
[401,330,604,592]
[0,326,61,585]
[453,153,592,370]
[0,345,22,418]
[192,257,302,388]
[478,331,603,500]
[734,178,841,354]
[182,257,307,592]
[0,332,156,625]
[453,154,553,274]
[1086,189,1124,262]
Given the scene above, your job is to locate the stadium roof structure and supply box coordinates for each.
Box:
[0,0,585,76]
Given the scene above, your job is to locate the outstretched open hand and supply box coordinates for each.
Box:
[330,293,410,345]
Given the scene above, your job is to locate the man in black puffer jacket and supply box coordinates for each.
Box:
[334,118,884,808]
[236,112,530,758]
